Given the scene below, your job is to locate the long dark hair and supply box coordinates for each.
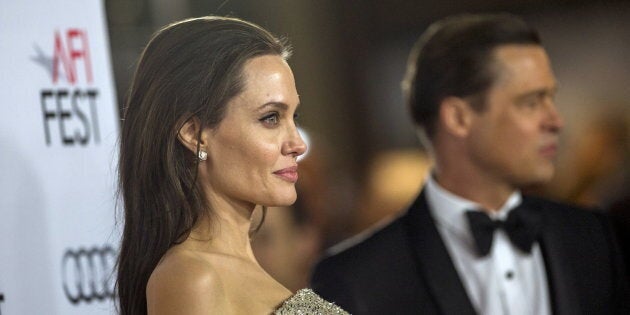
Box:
[116,16,290,315]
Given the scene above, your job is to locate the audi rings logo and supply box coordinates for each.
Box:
[61,245,116,304]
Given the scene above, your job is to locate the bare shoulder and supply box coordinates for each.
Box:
[146,248,228,314]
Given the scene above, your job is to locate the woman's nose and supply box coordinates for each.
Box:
[282,127,307,158]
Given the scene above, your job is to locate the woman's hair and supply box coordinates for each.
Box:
[116,16,291,315]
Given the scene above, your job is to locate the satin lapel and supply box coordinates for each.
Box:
[403,191,477,315]
[525,198,581,315]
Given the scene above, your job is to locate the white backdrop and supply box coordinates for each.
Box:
[0,0,119,314]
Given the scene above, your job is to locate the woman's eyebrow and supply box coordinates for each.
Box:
[258,102,289,111]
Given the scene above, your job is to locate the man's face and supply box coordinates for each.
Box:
[466,44,563,189]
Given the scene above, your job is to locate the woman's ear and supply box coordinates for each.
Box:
[439,96,474,138]
[177,116,206,154]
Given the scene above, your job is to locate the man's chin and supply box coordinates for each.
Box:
[517,171,555,193]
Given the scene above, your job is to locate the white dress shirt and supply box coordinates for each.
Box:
[424,175,551,315]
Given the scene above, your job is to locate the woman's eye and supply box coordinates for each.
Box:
[261,113,279,126]
[293,113,300,125]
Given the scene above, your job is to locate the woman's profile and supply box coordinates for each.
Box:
[116,16,348,314]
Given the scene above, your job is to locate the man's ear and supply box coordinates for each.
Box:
[177,116,206,154]
[439,96,475,138]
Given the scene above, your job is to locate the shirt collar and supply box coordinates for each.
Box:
[424,173,522,240]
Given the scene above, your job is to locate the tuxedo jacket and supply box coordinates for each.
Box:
[311,191,630,315]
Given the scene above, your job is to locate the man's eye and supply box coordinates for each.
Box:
[526,99,540,107]
[520,96,541,108]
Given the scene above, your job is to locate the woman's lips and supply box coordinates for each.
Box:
[274,166,298,183]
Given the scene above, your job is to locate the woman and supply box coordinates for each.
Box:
[116,16,348,314]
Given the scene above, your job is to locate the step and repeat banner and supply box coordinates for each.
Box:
[0,0,119,314]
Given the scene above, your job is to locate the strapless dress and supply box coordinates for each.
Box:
[274,288,349,314]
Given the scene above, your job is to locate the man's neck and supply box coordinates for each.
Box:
[433,167,516,212]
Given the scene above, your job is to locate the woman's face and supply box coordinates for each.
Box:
[202,54,306,210]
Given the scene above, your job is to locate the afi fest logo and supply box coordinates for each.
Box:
[35,29,101,146]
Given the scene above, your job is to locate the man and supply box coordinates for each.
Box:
[311,13,629,315]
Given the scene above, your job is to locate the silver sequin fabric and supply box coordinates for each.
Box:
[274,288,350,315]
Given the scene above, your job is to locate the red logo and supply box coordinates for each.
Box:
[52,29,92,85]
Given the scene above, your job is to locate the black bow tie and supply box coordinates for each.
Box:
[465,204,542,257]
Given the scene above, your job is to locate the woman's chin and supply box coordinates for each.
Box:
[264,192,297,207]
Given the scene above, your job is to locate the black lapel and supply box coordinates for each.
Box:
[403,190,477,315]
[523,197,581,315]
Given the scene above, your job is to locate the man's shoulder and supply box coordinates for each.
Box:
[316,212,410,268]
[523,194,606,226]
[524,194,596,212]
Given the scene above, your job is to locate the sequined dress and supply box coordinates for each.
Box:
[274,288,349,314]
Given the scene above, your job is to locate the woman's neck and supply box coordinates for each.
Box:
[187,196,259,261]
